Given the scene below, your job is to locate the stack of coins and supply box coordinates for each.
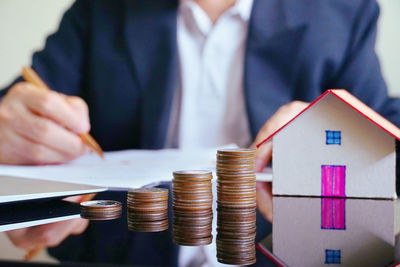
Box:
[216,149,257,265]
[127,188,169,232]
[172,170,213,246]
[80,200,122,220]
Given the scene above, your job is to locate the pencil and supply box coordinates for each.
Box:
[21,66,104,159]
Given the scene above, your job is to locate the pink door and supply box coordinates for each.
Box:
[321,165,346,197]
[321,198,346,230]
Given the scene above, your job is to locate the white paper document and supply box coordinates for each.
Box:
[0,149,272,189]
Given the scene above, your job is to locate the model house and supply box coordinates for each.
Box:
[258,197,400,267]
[257,89,400,199]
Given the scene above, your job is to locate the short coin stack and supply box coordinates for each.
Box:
[127,188,169,232]
[172,170,213,246]
[216,149,257,265]
[80,200,122,220]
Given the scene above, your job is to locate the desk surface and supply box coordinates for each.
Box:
[0,186,399,267]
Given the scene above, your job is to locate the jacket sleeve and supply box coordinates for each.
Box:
[332,0,400,127]
[0,0,90,98]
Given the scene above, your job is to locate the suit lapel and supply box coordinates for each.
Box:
[124,0,179,148]
[245,0,307,137]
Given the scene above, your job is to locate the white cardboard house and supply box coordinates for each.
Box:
[258,197,400,267]
[257,89,400,199]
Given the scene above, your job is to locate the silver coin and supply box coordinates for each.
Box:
[80,200,122,208]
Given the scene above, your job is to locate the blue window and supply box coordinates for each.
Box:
[325,249,341,264]
[326,131,341,145]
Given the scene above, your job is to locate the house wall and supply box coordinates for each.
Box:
[272,93,396,198]
[272,197,395,267]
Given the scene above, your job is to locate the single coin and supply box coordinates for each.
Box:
[173,172,213,176]
[173,209,213,217]
[217,148,256,154]
[128,224,169,232]
[127,200,168,207]
[173,236,213,246]
[81,211,122,220]
[128,206,168,212]
[128,188,169,197]
[81,200,122,209]
[173,180,212,186]
[174,217,213,224]
[173,230,212,238]
[173,205,212,211]
[173,195,213,201]
[217,259,256,266]
[127,197,169,203]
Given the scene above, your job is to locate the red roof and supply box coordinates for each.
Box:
[257,89,400,148]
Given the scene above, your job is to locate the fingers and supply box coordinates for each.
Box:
[254,142,272,172]
[0,128,75,165]
[29,219,89,248]
[63,193,96,203]
[70,219,89,235]
[6,229,30,249]
[7,219,89,250]
[16,84,90,134]
[12,105,86,158]
[0,82,91,165]
[251,101,309,171]
[251,121,273,172]
[256,181,273,222]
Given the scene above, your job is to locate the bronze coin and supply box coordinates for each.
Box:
[173,205,212,211]
[128,188,168,196]
[127,200,168,206]
[217,148,256,154]
[173,181,212,187]
[173,230,212,238]
[174,218,212,225]
[173,209,213,217]
[173,170,212,176]
[127,197,169,203]
[217,258,256,266]
[128,225,169,232]
[216,164,255,169]
[173,195,213,202]
[173,235,213,246]
[128,206,168,212]
[81,211,122,220]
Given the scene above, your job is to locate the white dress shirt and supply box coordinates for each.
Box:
[175,1,254,266]
[167,0,253,150]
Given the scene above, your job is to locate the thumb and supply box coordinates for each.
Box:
[252,141,272,172]
[256,181,273,222]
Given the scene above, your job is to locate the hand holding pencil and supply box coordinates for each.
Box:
[0,66,103,165]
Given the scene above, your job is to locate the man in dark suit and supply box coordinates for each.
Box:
[2,0,400,260]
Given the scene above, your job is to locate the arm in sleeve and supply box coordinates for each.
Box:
[331,0,400,127]
[0,0,91,98]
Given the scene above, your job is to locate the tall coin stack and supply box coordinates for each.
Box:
[172,170,213,246]
[216,149,257,265]
[127,188,169,232]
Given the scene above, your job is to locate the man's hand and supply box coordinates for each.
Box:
[0,82,90,165]
[6,195,90,254]
[251,101,308,172]
[6,218,89,251]
[256,181,273,222]
[251,101,308,221]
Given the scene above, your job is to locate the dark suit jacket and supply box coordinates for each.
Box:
[1,0,400,151]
